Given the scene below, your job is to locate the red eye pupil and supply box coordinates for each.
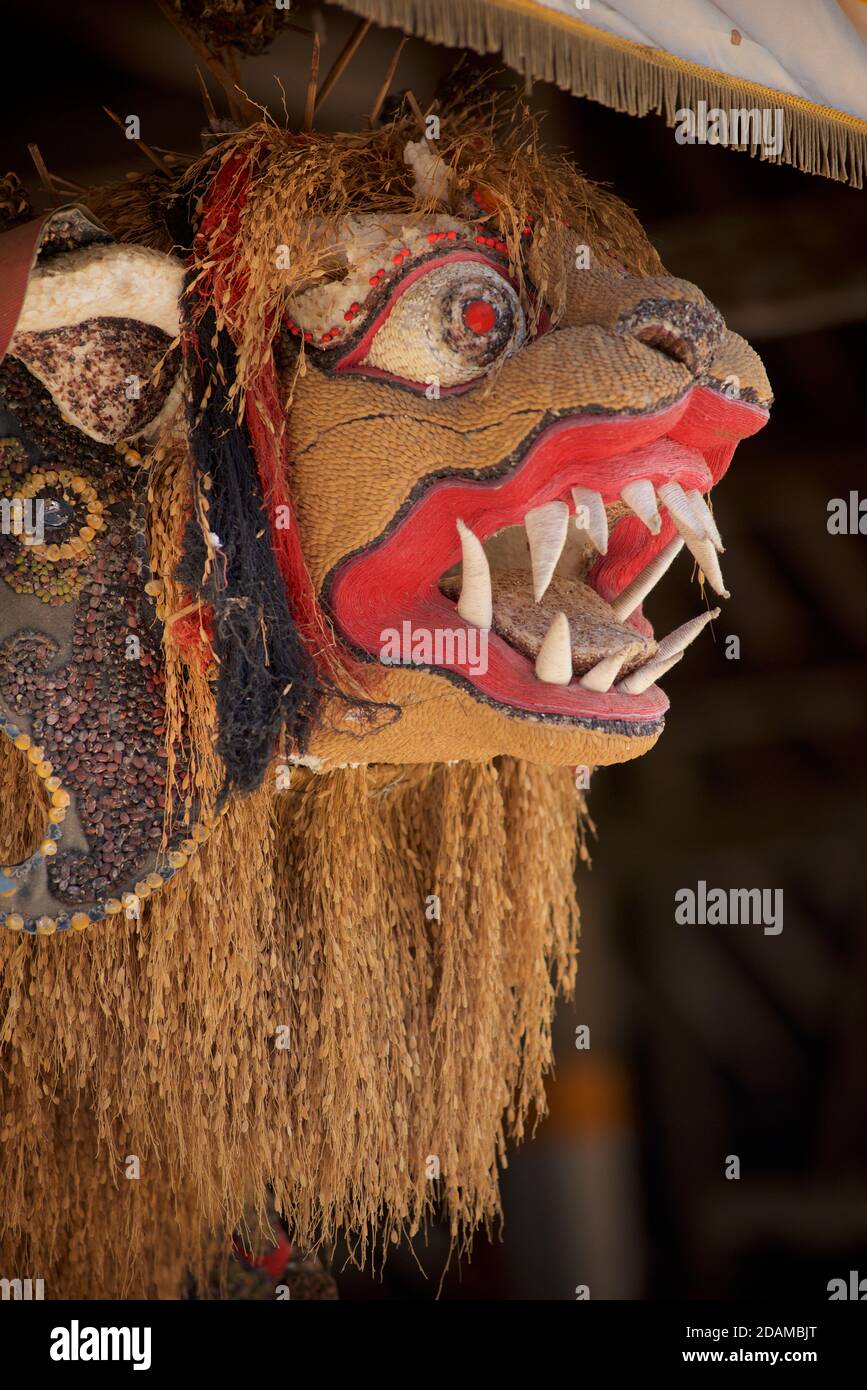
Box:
[463,299,497,335]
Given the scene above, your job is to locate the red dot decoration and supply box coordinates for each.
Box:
[463,299,497,335]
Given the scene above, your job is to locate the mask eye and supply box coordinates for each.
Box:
[357,260,526,389]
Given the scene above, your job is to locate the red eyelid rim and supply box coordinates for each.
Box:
[334,250,546,377]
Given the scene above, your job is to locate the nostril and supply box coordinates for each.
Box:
[632,324,698,369]
[617,298,724,375]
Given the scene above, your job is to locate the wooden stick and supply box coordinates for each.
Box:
[368,35,408,127]
[302,32,321,132]
[27,144,60,203]
[404,89,426,131]
[48,175,87,194]
[221,47,245,124]
[195,65,220,129]
[103,107,174,175]
[315,17,371,114]
[154,0,259,125]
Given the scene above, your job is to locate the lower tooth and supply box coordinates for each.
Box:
[611,538,684,622]
[535,611,573,685]
[617,650,683,696]
[655,607,720,661]
[579,647,631,693]
[455,517,493,629]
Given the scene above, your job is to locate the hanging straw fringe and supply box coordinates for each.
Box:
[332,0,867,188]
[0,748,583,1295]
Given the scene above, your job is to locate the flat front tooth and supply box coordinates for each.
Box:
[685,535,730,598]
[657,480,706,541]
[456,517,492,628]
[611,538,684,622]
[655,608,720,663]
[535,611,573,685]
[686,490,724,551]
[524,500,569,602]
[571,487,608,555]
[620,479,661,534]
[579,647,631,693]
[617,650,684,696]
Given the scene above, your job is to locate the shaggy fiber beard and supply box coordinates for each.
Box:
[0,742,584,1297]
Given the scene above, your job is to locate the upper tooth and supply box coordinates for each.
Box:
[655,607,720,662]
[688,537,729,598]
[617,650,684,696]
[621,479,661,534]
[571,487,608,555]
[686,490,724,552]
[657,480,706,541]
[535,611,573,685]
[611,538,684,622]
[524,501,569,602]
[657,483,729,597]
[455,517,492,628]
[579,647,631,693]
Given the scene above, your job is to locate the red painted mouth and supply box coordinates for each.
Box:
[327,384,768,735]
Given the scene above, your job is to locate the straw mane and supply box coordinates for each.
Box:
[0,102,636,1297]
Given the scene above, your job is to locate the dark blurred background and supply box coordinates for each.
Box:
[4,0,866,1301]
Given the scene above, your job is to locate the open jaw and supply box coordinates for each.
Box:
[327,385,769,736]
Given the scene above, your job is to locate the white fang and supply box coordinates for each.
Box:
[579,647,631,693]
[620,479,661,534]
[455,517,492,629]
[655,607,720,662]
[617,650,684,695]
[524,500,569,602]
[610,538,684,622]
[571,486,609,555]
[535,612,573,685]
[687,490,724,552]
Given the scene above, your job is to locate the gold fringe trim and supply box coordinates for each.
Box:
[332,0,867,188]
[0,755,583,1297]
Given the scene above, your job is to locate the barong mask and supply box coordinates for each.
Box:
[0,120,770,934]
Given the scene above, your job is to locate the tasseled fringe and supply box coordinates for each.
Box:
[0,756,583,1297]
[332,0,867,189]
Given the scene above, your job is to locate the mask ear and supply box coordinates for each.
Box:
[2,206,184,443]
